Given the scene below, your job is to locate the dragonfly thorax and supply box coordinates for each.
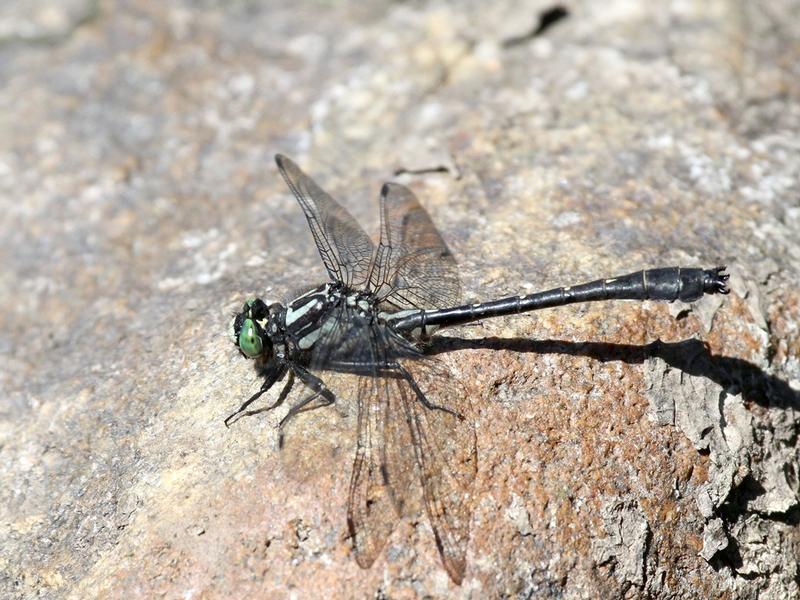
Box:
[281,284,380,353]
[234,281,387,361]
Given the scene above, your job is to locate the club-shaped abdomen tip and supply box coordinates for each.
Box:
[705,266,730,295]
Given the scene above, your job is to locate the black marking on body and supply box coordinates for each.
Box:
[284,284,333,350]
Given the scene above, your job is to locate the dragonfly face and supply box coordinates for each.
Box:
[233,297,272,359]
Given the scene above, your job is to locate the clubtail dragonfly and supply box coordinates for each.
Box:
[228,155,730,583]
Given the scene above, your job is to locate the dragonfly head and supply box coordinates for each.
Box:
[233,297,271,359]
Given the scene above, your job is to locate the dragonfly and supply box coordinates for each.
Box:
[228,154,730,583]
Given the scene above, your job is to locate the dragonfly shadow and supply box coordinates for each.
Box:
[428,336,799,412]
[431,335,800,576]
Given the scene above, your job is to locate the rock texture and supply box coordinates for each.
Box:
[1,0,798,598]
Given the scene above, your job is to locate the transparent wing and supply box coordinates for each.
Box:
[397,355,477,583]
[347,373,400,567]
[346,331,476,581]
[316,317,475,581]
[369,182,461,310]
[276,154,374,288]
[302,304,403,567]
[341,313,415,568]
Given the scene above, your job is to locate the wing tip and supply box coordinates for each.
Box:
[382,180,416,195]
[353,550,377,570]
[444,558,467,585]
[433,529,469,584]
[380,182,394,198]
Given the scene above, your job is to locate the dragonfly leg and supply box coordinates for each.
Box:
[278,365,336,447]
[235,370,295,424]
[397,365,464,421]
[225,362,287,427]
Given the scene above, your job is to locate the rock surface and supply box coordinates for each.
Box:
[1,0,798,598]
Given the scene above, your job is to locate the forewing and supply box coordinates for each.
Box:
[276,154,374,288]
[370,182,461,310]
[347,373,401,568]
[310,312,476,581]
[345,317,420,568]
[295,301,396,567]
[398,355,477,584]
[381,375,420,517]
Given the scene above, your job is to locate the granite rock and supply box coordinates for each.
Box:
[1,1,798,598]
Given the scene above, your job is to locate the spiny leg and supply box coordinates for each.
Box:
[225,362,286,427]
[238,370,295,421]
[396,364,464,421]
[225,387,272,427]
[278,365,336,448]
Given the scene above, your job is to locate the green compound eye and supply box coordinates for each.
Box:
[238,318,263,358]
